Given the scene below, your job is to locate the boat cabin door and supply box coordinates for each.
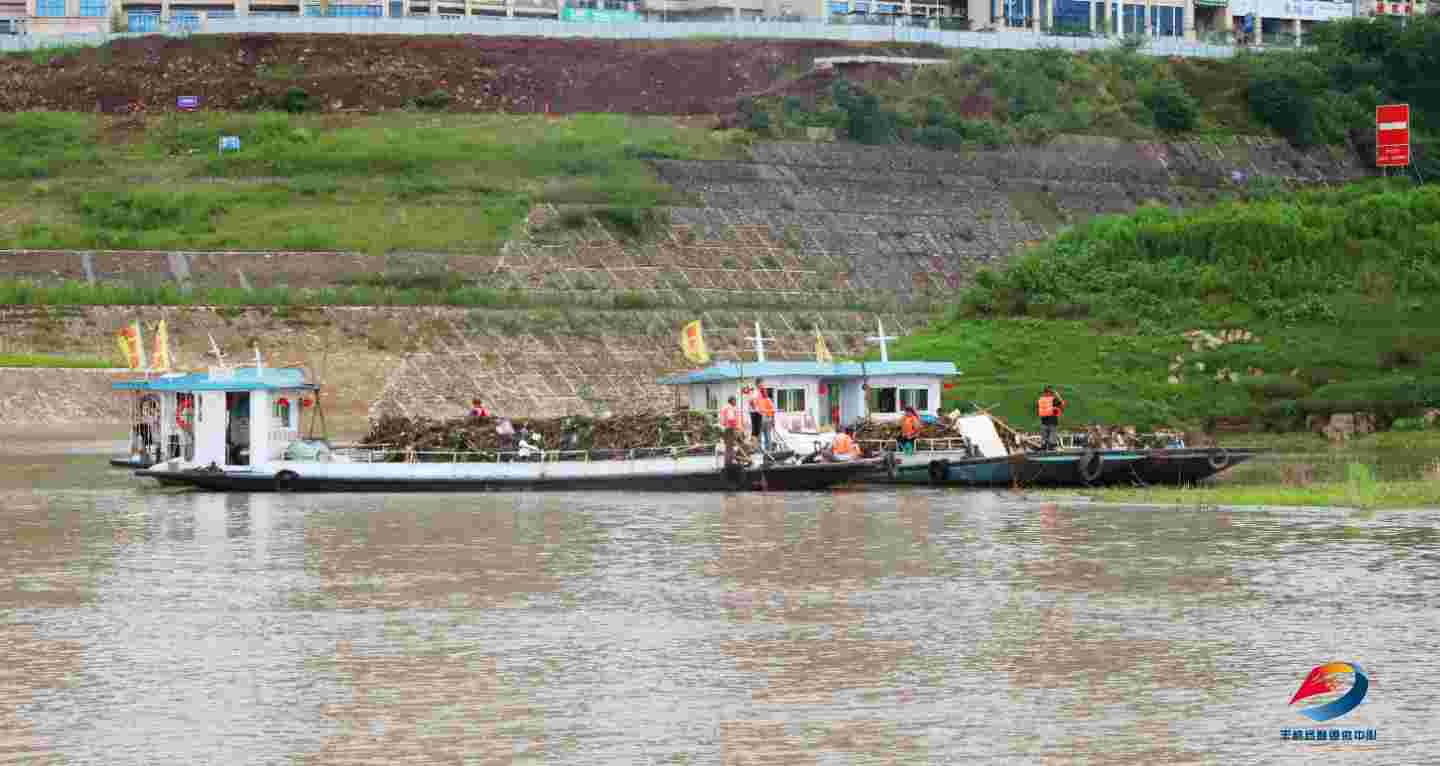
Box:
[822,380,841,429]
[226,392,251,466]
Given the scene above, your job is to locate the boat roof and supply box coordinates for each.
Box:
[112,366,317,393]
[657,360,958,385]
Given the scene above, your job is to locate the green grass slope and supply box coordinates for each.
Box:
[888,182,1440,432]
[0,111,739,254]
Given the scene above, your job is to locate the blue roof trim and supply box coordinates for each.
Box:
[656,360,958,385]
[112,367,317,392]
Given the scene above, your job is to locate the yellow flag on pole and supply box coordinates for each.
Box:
[131,320,148,371]
[815,328,833,364]
[680,320,709,364]
[152,319,172,373]
[116,322,147,370]
[116,330,134,369]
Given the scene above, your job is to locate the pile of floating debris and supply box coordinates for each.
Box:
[853,418,957,443]
[363,411,723,453]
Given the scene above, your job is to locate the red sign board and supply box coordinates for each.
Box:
[1376,104,1410,167]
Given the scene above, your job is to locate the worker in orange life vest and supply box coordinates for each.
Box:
[751,380,776,451]
[899,406,921,455]
[1037,385,1066,451]
[828,426,862,461]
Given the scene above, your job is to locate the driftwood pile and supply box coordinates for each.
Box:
[363,411,723,453]
[853,418,956,443]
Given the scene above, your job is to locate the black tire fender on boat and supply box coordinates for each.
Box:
[927,459,949,484]
[1079,450,1104,483]
[723,463,746,492]
[1208,447,1230,470]
[274,470,300,493]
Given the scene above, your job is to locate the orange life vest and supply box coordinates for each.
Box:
[900,414,920,438]
[719,405,740,430]
[753,393,775,418]
[832,433,859,456]
[1037,395,1059,418]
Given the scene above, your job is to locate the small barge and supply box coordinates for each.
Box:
[116,363,886,493]
[878,416,1262,487]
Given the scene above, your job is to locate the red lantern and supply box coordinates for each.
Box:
[818,383,828,395]
[301,398,313,408]
[943,383,954,390]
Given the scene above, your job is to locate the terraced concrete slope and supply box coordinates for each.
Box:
[655,137,1368,298]
[0,138,1369,427]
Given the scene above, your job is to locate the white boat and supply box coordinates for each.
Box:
[115,364,888,493]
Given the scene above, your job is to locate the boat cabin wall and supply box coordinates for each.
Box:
[250,389,303,463]
[859,375,942,422]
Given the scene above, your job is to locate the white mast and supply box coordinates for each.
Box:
[746,320,774,363]
[866,319,897,363]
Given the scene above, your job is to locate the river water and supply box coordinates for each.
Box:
[3,442,1438,765]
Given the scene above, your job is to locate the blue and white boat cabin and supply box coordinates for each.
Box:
[657,321,958,433]
[113,365,316,468]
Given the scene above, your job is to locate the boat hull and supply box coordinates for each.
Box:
[879,448,1262,487]
[135,457,887,493]
[110,457,154,469]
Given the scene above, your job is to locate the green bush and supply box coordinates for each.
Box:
[76,190,227,232]
[1246,70,1316,146]
[412,90,452,111]
[1142,79,1199,132]
[282,87,310,114]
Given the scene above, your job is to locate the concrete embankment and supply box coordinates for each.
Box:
[0,138,1367,427]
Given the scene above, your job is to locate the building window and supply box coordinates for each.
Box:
[128,11,160,31]
[36,0,66,17]
[868,386,929,414]
[79,0,106,17]
[389,0,403,15]
[764,387,807,414]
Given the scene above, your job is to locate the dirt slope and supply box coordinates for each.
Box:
[0,34,941,114]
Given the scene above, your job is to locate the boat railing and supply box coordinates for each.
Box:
[859,437,973,453]
[327,443,723,464]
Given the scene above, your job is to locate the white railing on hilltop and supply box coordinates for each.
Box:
[0,16,1248,58]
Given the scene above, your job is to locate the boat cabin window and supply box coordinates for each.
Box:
[867,386,928,414]
[763,387,807,413]
[273,397,294,429]
[704,386,719,412]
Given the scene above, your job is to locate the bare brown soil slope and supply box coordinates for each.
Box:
[0,35,940,114]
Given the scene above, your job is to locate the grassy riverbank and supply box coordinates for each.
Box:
[0,353,114,368]
[1039,431,1440,509]
[888,182,1440,431]
[0,111,736,254]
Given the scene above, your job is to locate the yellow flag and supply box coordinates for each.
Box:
[131,320,148,370]
[680,320,709,364]
[115,330,134,369]
[152,319,172,373]
[815,328,833,364]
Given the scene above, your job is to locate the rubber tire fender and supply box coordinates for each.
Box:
[927,459,949,485]
[1079,450,1104,483]
[274,469,300,493]
[884,451,898,481]
[1207,447,1230,470]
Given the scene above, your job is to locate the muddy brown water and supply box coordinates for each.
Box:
[2,438,1438,764]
